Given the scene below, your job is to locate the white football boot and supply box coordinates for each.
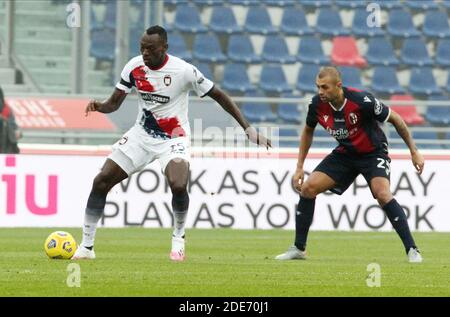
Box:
[170,236,185,262]
[275,245,307,260]
[71,245,96,260]
[407,247,423,263]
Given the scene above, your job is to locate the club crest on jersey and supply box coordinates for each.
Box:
[119,136,128,145]
[374,98,383,115]
[348,112,358,125]
[323,115,329,122]
[164,75,171,86]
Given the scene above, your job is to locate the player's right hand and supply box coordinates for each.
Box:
[292,168,304,194]
[85,100,100,117]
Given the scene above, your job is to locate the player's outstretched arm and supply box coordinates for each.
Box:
[293,125,314,193]
[206,86,272,149]
[387,110,424,174]
[85,88,128,116]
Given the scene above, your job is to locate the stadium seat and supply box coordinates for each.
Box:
[390,95,425,125]
[300,0,333,9]
[278,128,299,148]
[229,0,260,5]
[195,63,214,82]
[331,37,367,68]
[371,66,405,95]
[90,28,115,62]
[316,8,350,36]
[339,66,365,91]
[376,0,403,9]
[90,8,102,31]
[387,9,421,38]
[412,131,442,149]
[167,32,192,62]
[405,0,439,10]
[280,7,313,36]
[423,10,450,38]
[192,0,222,6]
[436,39,450,66]
[192,33,227,63]
[129,27,142,58]
[335,0,367,9]
[244,6,277,35]
[259,65,292,94]
[400,38,433,67]
[227,34,261,64]
[261,35,296,64]
[104,1,117,30]
[365,37,399,66]
[241,91,277,123]
[263,0,296,7]
[297,36,328,65]
[442,0,450,10]
[408,68,441,96]
[173,5,207,33]
[222,64,256,94]
[425,95,450,126]
[296,64,320,94]
[209,6,242,34]
[351,8,385,37]
[277,93,302,124]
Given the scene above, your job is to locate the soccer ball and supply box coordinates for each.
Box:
[44,231,77,259]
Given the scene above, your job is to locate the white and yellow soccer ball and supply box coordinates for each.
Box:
[44,231,77,259]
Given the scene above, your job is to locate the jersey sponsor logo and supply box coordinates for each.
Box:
[374,98,383,115]
[119,136,128,145]
[327,126,358,140]
[141,93,170,104]
[164,75,171,86]
[335,118,345,122]
[323,115,329,122]
[348,112,358,125]
[197,77,205,84]
[364,96,371,103]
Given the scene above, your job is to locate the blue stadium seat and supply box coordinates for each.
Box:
[425,95,450,126]
[280,7,313,36]
[164,0,188,5]
[442,0,450,10]
[192,33,227,63]
[339,66,365,91]
[409,68,441,96]
[90,8,102,31]
[423,10,450,38]
[436,39,450,67]
[227,35,261,64]
[222,64,256,94]
[405,0,439,10]
[335,0,367,9]
[229,0,260,5]
[365,37,399,66]
[313,128,338,149]
[104,1,117,30]
[387,9,421,38]
[244,6,277,35]
[167,32,192,62]
[412,131,443,149]
[297,36,329,65]
[241,91,277,123]
[192,0,222,6]
[352,8,385,37]
[296,64,320,94]
[388,129,407,149]
[209,6,242,34]
[316,8,350,36]
[278,128,299,148]
[259,65,292,94]
[300,0,333,9]
[173,5,207,33]
[263,0,296,6]
[195,63,214,82]
[376,0,403,9]
[400,38,433,67]
[129,27,142,58]
[371,66,405,95]
[90,28,115,61]
[261,35,296,64]
[277,94,302,124]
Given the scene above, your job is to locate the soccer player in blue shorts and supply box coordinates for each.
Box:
[275,67,424,263]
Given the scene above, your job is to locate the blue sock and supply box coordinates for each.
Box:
[382,199,417,253]
[294,196,315,251]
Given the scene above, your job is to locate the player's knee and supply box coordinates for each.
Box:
[300,182,319,199]
[374,190,393,206]
[170,181,188,196]
[92,172,114,194]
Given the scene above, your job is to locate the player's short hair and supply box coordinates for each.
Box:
[145,25,167,43]
[317,66,342,84]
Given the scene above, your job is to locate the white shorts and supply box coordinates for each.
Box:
[108,125,190,175]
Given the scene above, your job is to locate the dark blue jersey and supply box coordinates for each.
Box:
[306,87,391,155]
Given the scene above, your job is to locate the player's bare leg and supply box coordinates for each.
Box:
[370,177,422,263]
[276,171,336,260]
[72,159,128,260]
[165,158,190,261]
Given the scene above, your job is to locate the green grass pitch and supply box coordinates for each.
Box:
[1,228,449,296]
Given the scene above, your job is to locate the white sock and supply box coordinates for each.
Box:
[173,209,187,238]
[81,211,102,248]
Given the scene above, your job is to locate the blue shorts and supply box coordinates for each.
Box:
[314,150,391,196]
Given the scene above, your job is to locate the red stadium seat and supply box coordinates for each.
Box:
[331,36,367,68]
[390,95,425,125]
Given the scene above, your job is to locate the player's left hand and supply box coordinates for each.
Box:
[245,127,272,149]
[411,151,424,175]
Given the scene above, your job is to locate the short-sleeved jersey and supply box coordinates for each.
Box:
[306,87,391,155]
[116,54,214,139]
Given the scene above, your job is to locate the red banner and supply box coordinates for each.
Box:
[5,97,117,131]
